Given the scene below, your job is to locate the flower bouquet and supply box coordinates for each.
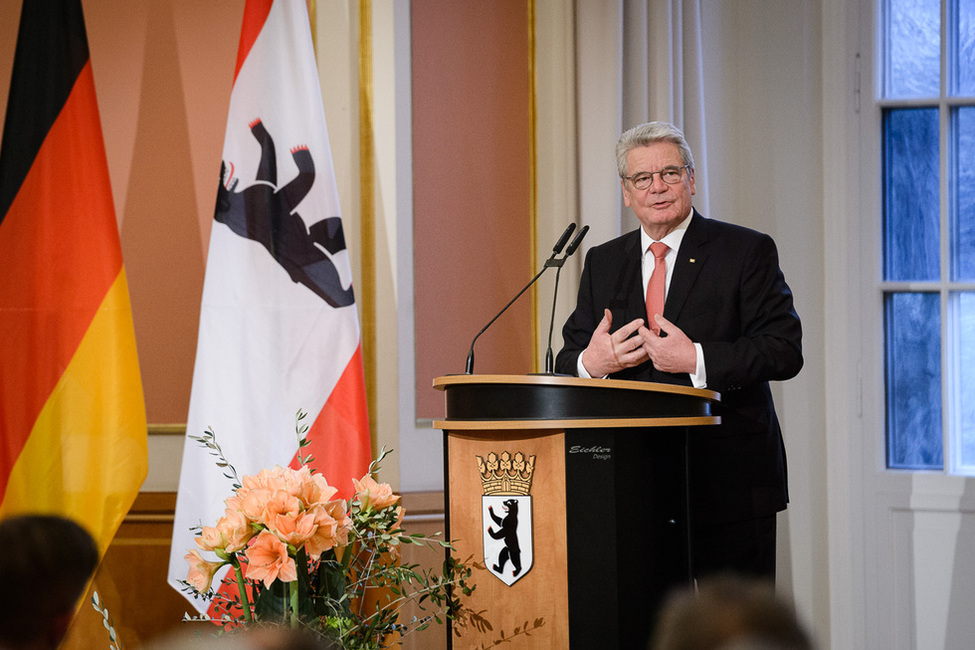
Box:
[179,413,475,649]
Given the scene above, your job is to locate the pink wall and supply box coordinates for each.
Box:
[411,0,533,418]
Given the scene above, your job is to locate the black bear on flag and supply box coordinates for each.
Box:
[215,119,355,308]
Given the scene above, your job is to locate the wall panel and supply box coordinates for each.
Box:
[411,0,534,419]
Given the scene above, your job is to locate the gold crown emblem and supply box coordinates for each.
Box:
[476,451,536,496]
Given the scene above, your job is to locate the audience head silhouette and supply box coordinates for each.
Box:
[651,574,813,650]
[145,625,343,650]
[0,514,99,650]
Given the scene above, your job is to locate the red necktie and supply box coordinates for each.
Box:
[646,242,669,334]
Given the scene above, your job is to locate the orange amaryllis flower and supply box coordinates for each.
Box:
[295,465,339,507]
[239,487,274,524]
[195,524,228,553]
[185,550,224,593]
[302,503,341,557]
[245,530,298,587]
[264,489,302,522]
[241,466,287,492]
[270,510,317,549]
[215,507,257,552]
[326,498,353,545]
[353,475,399,510]
[195,507,256,554]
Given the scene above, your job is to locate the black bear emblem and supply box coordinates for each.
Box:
[487,499,522,577]
[215,119,355,308]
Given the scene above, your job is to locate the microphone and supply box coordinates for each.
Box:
[551,222,576,254]
[564,224,588,256]
[465,224,577,374]
[543,225,588,373]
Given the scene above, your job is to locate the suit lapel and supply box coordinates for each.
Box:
[621,231,646,325]
[665,210,709,320]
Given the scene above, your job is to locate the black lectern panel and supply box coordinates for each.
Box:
[564,427,689,648]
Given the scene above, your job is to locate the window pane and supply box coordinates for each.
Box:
[953,107,975,280]
[955,0,975,95]
[956,293,975,468]
[887,0,941,98]
[884,108,941,281]
[886,292,943,469]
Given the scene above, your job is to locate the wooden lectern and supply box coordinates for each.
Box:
[434,374,720,649]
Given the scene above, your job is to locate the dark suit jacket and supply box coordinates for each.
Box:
[555,211,803,524]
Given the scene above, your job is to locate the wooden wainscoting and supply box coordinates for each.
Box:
[62,491,448,649]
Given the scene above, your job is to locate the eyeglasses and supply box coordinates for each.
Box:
[623,164,691,190]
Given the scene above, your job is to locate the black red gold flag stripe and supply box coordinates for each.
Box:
[0,0,147,555]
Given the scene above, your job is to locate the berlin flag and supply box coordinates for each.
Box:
[167,0,372,611]
[0,0,148,552]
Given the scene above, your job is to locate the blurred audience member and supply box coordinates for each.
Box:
[144,625,342,650]
[0,514,99,650]
[651,573,814,650]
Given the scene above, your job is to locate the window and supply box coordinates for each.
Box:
[882,0,975,472]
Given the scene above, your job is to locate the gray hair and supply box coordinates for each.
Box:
[615,121,695,177]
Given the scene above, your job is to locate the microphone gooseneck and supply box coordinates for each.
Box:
[465,223,578,375]
[543,225,588,373]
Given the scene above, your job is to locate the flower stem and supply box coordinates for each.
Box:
[288,580,299,628]
[230,556,253,624]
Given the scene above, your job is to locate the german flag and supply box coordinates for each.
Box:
[0,0,147,554]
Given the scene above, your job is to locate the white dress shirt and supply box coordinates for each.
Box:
[577,210,707,387]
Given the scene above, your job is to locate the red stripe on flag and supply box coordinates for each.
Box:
[290,344,372,501]
[0,62,122,497]
[233,0,274,83]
